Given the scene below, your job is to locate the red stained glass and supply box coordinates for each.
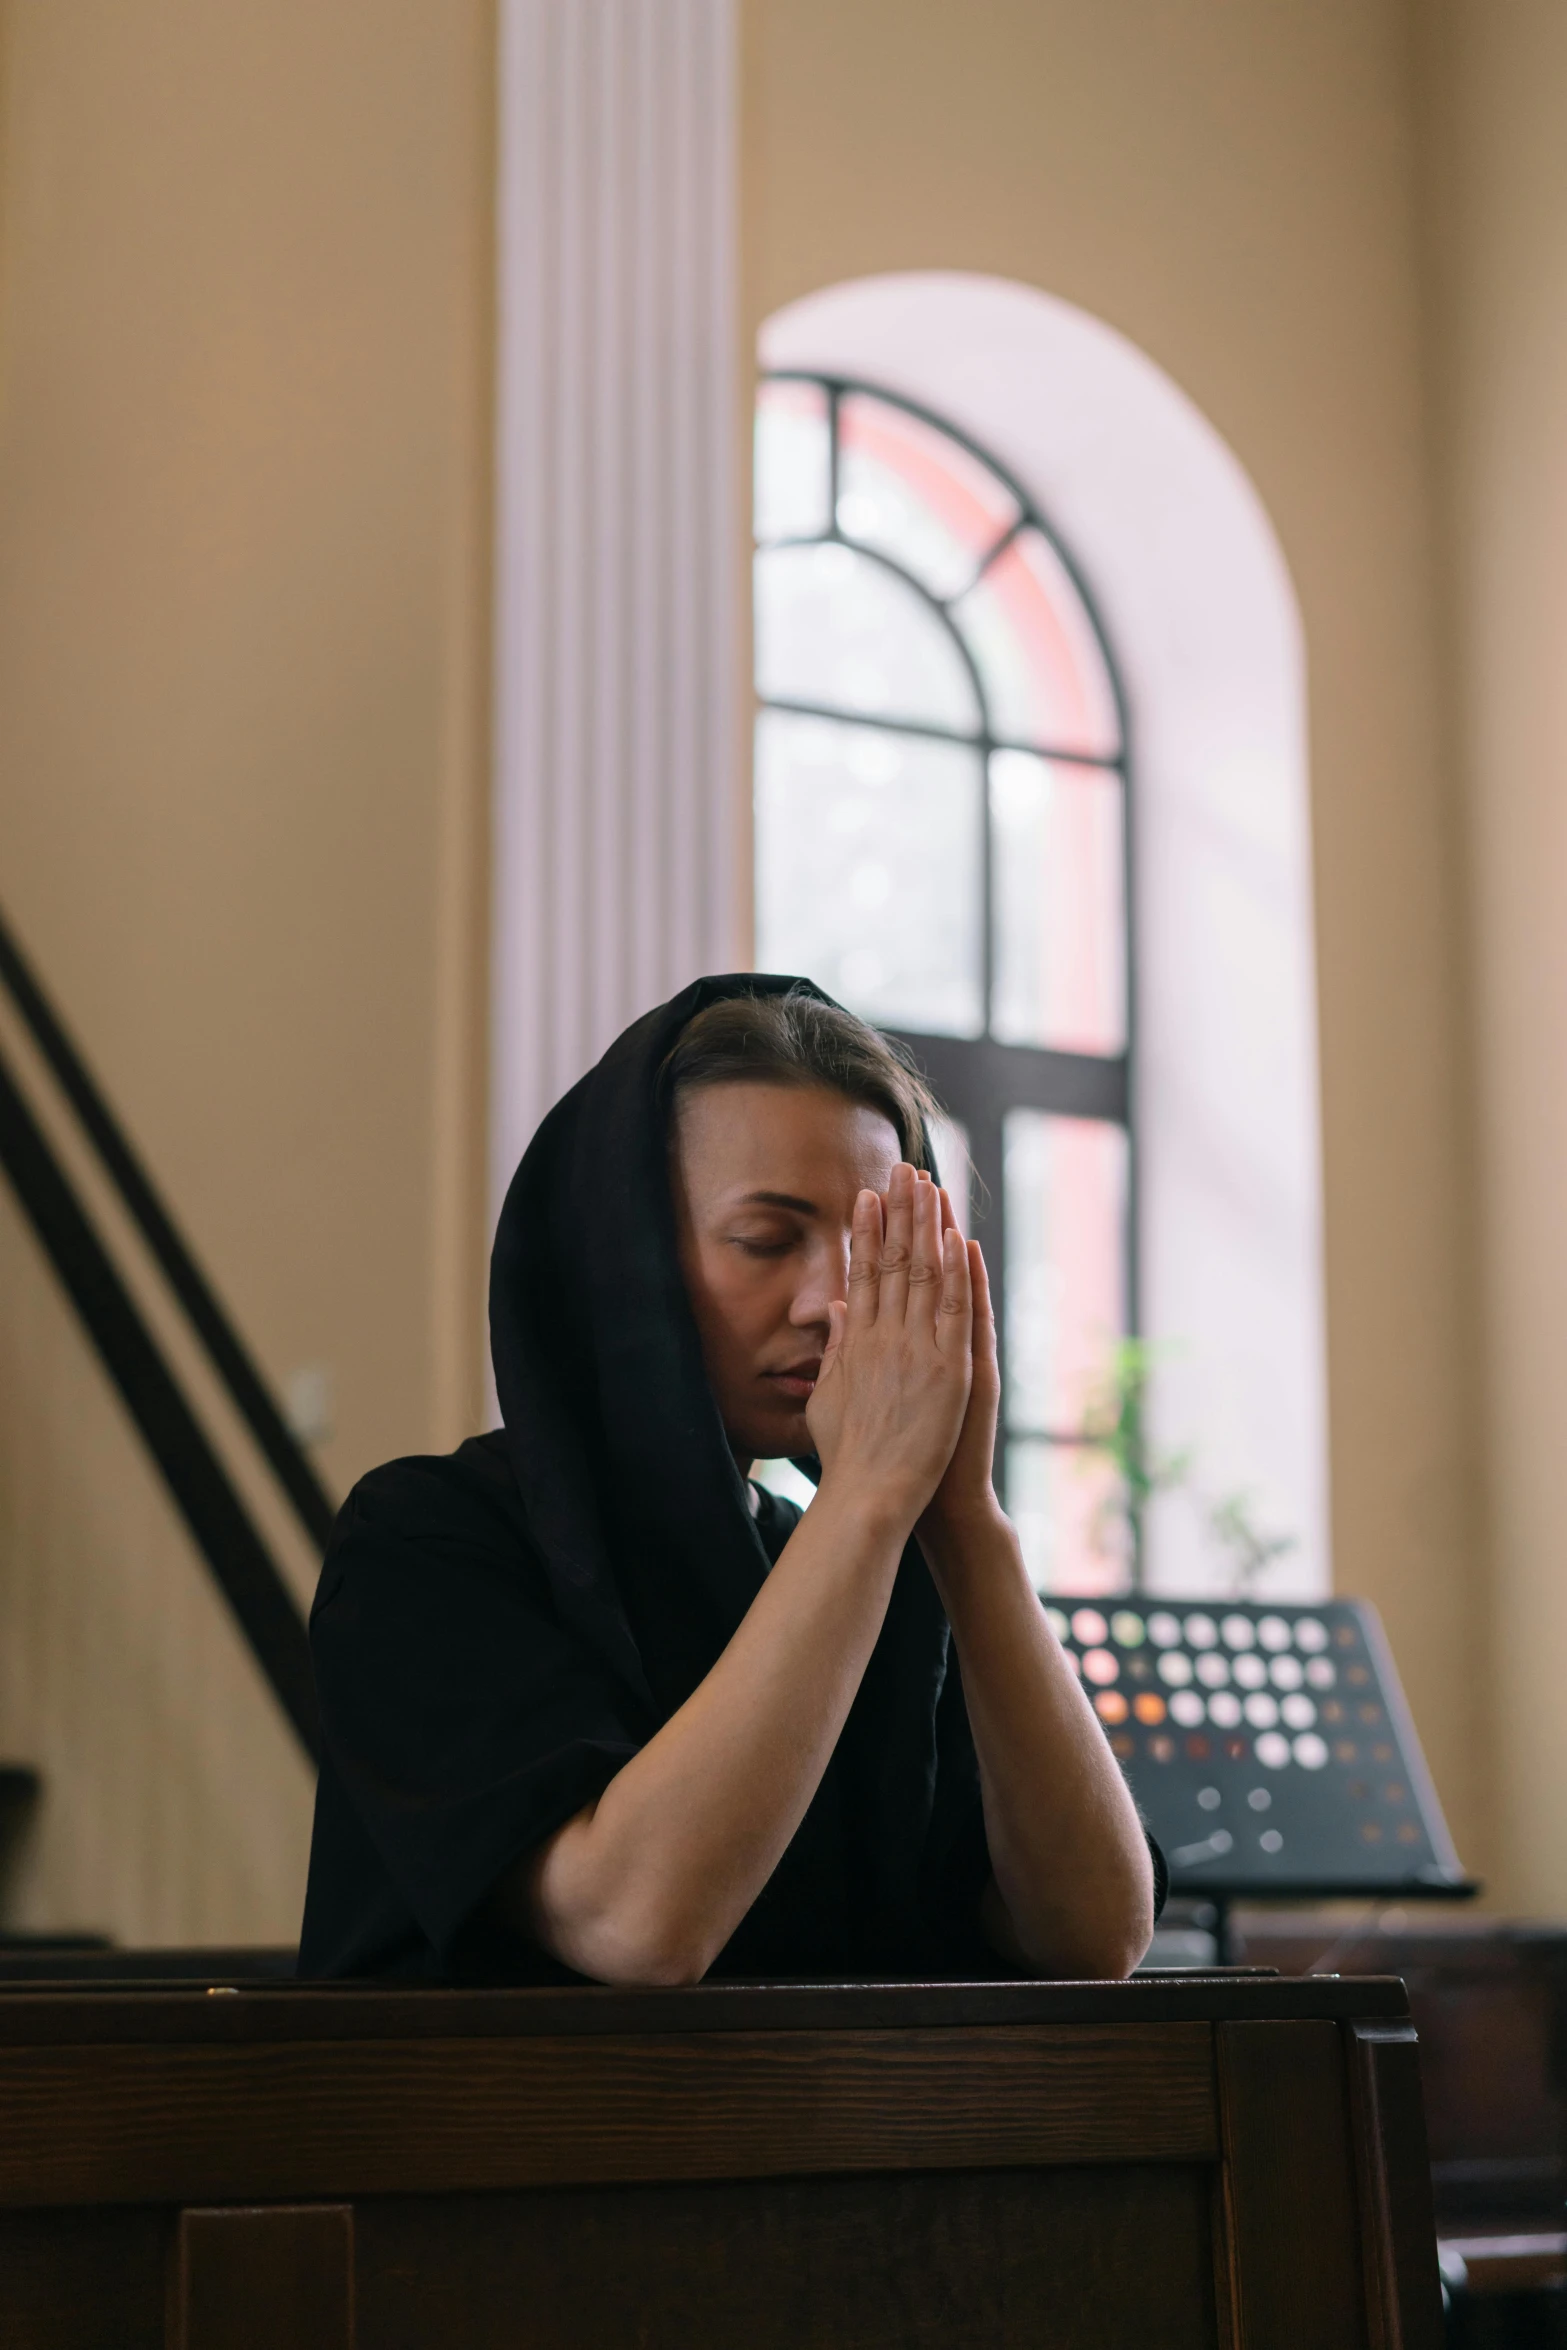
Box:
[837,393,1017,600]
[952,527,1120,758]
[990,754,1125,1055]
[1004,1112,1127,1435]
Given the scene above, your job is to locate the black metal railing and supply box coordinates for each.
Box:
[0,905,326,1759]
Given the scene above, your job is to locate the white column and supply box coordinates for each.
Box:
[491,0,740,1216]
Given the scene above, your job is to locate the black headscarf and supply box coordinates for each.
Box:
[300,973,992,1980]
[488,972,984,1973]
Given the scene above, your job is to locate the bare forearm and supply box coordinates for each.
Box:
[920,1509,1154,1978]
[510,1485,909,1983]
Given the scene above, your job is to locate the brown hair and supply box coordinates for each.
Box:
[661,989,940,1170]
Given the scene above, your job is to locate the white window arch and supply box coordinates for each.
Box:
[758,273,1327,1600]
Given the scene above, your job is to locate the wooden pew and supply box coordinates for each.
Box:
[1236,1910,1567,2326]
[0,1973,1442,2349]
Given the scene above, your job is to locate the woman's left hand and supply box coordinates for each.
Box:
[911,1176,1002,1538]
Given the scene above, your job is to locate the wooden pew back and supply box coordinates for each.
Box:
[0,1974,1442,2350]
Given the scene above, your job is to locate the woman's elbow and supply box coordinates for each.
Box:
[993,1869,1155,1981]
[1081,1921,1154,1981]
[1025,1923,1151,1982]
[1055,1883,1157,1981]
[608,1941,710,1989]
[522,1814,723,1986]
[562,1897,722,1988]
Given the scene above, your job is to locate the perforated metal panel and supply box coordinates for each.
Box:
[1047,1596,1468,1898]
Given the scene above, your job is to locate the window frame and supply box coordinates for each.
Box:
[754,371,1139,1557]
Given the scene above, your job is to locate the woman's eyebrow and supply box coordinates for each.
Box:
[738,1189,818,1216]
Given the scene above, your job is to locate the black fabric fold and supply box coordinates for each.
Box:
[488,976,806,1716]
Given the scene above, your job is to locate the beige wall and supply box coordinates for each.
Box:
[0,0,492,1940]
[0,0,1545,1939]
[743,0,1488,1878]
[1416,0,1567,1914]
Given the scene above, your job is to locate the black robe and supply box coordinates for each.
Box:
[298,973,1159,1981]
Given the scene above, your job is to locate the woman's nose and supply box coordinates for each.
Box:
[789,1235,849,1326]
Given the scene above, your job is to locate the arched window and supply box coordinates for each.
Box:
[754,373,1133,1590]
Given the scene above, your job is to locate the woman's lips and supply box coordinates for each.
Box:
[766,1367,819,1401]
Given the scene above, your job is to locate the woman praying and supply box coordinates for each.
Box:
[298,976,1160,1984]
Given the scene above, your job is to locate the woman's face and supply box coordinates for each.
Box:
[670,1080,902,1466]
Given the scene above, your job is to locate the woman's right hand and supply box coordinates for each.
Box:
[805,1162,974,1528]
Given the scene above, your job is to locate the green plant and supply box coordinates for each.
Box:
[1207,1490,1298,1591]
[1080,1338,1192,1574]
[1077,1340,1297,1593]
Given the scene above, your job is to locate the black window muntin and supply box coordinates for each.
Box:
[756,370,1137,1555]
